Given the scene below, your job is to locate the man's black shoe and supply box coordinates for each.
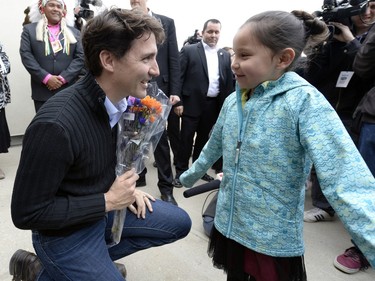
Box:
[172,178,183,188]
[201,173,214,182]
[9,249,42,281]
[136,175,146,187]
[161,194,178,205]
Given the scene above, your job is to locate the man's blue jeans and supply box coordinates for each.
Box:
[358,122,375,176]
[32,200,191,280]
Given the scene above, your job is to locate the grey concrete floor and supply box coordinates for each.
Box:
[1,142,374,281]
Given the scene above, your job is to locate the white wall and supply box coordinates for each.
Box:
[111,0,324,49]
[0,0,323,136]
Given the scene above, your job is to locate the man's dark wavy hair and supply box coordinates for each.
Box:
[82,8,165,76]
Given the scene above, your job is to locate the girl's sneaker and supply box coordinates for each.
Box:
[333,247,370,274]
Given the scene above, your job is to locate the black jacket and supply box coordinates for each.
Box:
[179,42,234,117]
[151,12,181,99]
[20,22,84,101]
[12,73,114,236]
[353,25,375,123]
[304,36,370,120]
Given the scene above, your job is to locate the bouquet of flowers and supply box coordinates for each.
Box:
[110,82,172,245]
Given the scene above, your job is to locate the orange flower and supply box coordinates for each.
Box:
[141,96,162,114]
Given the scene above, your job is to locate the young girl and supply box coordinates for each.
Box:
[180,10,375,281]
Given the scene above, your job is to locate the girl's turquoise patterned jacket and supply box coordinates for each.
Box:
[180,72,375,266]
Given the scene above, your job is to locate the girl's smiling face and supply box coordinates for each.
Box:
[231,24,282,90]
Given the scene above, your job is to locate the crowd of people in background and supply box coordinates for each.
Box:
[301,1,375,274]
[1,0,374,280]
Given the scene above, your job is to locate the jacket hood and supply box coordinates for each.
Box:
[239,72,312,100]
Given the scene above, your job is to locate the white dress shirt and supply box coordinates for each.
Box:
[104,97,128,128]
[203,42,220,97]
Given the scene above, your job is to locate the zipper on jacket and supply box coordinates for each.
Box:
[227,85,253,235]
[235,141,242,164]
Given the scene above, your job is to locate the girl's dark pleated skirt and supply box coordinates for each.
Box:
[208,226,307,281]
[0,108,10,153]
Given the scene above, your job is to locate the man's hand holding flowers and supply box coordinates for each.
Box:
[104,167,155,218]
[104,168,138,212]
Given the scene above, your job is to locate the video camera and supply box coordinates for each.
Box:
[184,29,202,45]
[77,9,94,20]
[74,0,104,30]
[315,0,368,23]
[76,0,103,20]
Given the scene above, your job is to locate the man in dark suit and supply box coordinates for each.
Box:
[20,0,84,112]
[174,19,234,186]
[130,0,182,205]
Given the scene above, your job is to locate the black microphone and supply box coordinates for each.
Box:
[183,179,220,198]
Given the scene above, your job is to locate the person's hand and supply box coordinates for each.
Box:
[128,189,155,219]
[216,172,223,181]
[46,75,63,91]
[174,105,183,116]
[74,6,81,15]
[104,169,138,212]
[331,22,355,43]
[169,95,180,105]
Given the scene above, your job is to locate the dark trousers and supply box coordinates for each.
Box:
[176,97,219,178]
[154,129,174,195]
[139,129,174,195]
[167,110,180,165]
[0,108,10,153]
[358,122,375,176]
